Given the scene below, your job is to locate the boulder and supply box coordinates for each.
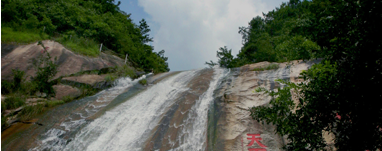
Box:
[53,84,81,100]
[1,40,124,81]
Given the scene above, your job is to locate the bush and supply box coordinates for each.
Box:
[11,69,25,91]
[139,79,147,85]
[114,65,136,78]
[3,96,25,110]
[104,74,117,82]
[62,95,74,103]
[1,80,13,94]
[21,81,39,95]
[32,41,58,98]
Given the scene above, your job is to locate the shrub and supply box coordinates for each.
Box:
[114,65,136,78]
[104,74,117,82]
[32,41,58,98]
[12,69,25,91]
[62,95,74,103]
[3,96,25,110]
[21,81,39,95]
[1,80,13,94]
[139,79,147,85]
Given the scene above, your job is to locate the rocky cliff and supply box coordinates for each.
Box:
[1,40,125,100]
[208,59,330,150]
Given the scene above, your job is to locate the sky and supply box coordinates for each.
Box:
[119,0,288,71]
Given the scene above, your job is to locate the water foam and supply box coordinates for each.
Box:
[31,73,152,151]
[61,70,197,151]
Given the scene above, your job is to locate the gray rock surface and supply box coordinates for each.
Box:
[53,84,81,100]
[1,40,124,81]
[209,59,324,151]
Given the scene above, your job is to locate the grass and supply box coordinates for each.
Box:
[114,65,136,78]
[104,65,137,82]
[62,95,75,103]
[2,26,100,57]
[17,104,46,121]
[253,64,280,71]
[16,100,66,121]
[104,74,117,82]
[3,96,26,110]
[1,27,49,44]
[44,100,65,108]
[55,35,100,57]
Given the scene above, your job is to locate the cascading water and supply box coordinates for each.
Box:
[3,60,320,151]
[173,68,229,150]
[30,73,153,151]
[30,67,229,151]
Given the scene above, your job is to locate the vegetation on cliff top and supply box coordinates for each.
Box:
[1,0,169,73]
[210,0,382,150]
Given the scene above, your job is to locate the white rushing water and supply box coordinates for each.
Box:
[32,68,229,151]
[173,67,229,150]
[31,73,152,151]
[63,70,198,151]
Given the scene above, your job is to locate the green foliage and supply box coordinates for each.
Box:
[211,0,319,68]
[55,35,100,57]
[251,61,336,150]
[3,95,26,110]
[104,65,137,82]
[205,60,218,68]
[18,104,46,121]
[79,85,98,97]
[1,27,49,44]
[246,0,382,150]
[11,69,25,91]
[31,41,58,98]
[1,80,14,94]
[62,96,74,103]
[138,79,147,85]
[44,100,65,108]
[104,74,117,82]
[1,69,38,95]
[275,35,320,62]
[1,114,8,131]
[113,65,136,78]
[210,46,238,68]
[1,0,170,72]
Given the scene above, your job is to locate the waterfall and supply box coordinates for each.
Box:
[30,73,154,151]
[29,67,230,151]
[173,67,229,150]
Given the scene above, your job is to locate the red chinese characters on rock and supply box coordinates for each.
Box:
[247,134,267,151]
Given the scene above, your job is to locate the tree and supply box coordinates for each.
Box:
[139,19,153,44]
[250,0,382,150]
[216,46,236,68]
[205,60,218,68]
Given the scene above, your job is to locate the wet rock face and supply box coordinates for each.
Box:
[143,69,215,151]
[1,40,124,81]
[209,59,322,151]
[53,84,81,100]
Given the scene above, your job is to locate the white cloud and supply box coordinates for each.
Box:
[138,0,286,71]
